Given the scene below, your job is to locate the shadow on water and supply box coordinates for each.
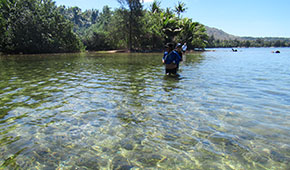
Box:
[162,75,182,92]
[181,53,205,66]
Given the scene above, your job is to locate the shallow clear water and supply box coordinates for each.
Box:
[0,48,290,169]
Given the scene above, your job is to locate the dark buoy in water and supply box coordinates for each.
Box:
[272,50,280,53]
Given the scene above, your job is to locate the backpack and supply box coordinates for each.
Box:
[164,51,177,69]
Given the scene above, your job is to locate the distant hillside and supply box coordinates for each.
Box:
[205,26,240,40]
[205,26,290,42]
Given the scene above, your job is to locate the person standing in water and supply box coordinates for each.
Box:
[182,42,187,53]
[162,43,181,75]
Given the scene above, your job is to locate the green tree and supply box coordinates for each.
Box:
[144,8,164,50]
[176,17,195,43]
[117,0,144,51]
[184,21,208,49]
[161,12,180,43]
[174,1,187,18]
[0,0,83,54]
[98,5,113,31]
[108,9,128,49]
[150,0,161,13]
[244,40,251,47]
[207,35,215,48]
[83,6,113,50]
[0,0,5,51]
[274,40,281,47]
[72,7,82,27]
[255,38,264,47]
[58,6,99,36]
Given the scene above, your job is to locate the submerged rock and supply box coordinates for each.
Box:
[123,143,134,150]
[270,150,289,163]
[138,154,163,167]
[119,139,134,150]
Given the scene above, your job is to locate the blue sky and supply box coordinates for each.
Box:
[54,0,290,38]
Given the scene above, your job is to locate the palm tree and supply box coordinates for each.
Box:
[174,1,187,18]
[150,0,161,13]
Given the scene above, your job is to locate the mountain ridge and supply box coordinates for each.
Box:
[205,26,290,41]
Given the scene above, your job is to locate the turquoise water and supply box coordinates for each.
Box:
[0,48,289,169]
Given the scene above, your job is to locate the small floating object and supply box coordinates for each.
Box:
[272,50,280,53]
[232,48,238,52]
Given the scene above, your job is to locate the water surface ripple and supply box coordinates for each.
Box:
[0,49,290,169]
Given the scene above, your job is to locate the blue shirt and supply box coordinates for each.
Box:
[163,50,181,65]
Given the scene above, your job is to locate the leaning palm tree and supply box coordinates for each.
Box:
[174,1,187,18]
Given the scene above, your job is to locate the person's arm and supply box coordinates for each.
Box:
[182,45,187,51]
[162,52,167,63]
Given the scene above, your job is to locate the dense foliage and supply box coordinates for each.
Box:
[58,0,208,51]
[0,0,84,54]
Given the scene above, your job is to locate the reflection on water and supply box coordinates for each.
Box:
[0,49,290,169]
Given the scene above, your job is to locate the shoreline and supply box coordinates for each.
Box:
[3,47,286,56]
[0,49,205,56]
